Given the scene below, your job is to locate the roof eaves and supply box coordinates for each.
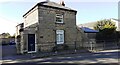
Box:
[16,23,24,27]
[23,4,38,17]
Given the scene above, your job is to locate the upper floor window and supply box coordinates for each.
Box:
[56,14,63,23]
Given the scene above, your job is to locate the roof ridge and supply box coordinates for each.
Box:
[23,0,77,17]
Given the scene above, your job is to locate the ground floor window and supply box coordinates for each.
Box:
[56,30,64,44]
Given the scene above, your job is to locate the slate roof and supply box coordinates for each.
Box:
[39,1,76,11]
[23,1,77,17]
[81,27,99,33]
[78,22,97,29]
[17,23,23,26]
[111,18,120,22]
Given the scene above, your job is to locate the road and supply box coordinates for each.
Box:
[1,49,120,65]
[1,45,17,57]
[1,62,119,65]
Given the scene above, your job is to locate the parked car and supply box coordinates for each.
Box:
[9,41,16,45]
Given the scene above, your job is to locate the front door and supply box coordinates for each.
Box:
[28,34,35,53]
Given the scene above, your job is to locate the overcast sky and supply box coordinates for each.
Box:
[0,0,119,35]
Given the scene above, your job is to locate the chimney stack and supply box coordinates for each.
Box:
[46,0,50,2]
[60,0,65,6]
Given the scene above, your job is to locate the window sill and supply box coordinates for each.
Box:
[55,22,65,24]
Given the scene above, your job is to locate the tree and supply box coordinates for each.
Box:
[94,19,116,31]
[94,19,117,40]
[0,33,11,38]
[10,33,15,38]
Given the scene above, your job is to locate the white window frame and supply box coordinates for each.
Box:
[56,30,64,44]
[56,14,63,23]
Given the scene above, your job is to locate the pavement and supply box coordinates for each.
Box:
[1,49,120,65]
[0,45,120,65]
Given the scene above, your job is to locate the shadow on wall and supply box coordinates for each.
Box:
[76,27,90,47]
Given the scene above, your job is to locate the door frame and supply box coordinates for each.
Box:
[27,34,37,53]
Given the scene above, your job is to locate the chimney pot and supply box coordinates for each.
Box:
[60,0,65,6]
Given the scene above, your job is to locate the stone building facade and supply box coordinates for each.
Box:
[16,0,84,54]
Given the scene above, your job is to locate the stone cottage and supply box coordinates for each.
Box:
[16,0,85,54]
